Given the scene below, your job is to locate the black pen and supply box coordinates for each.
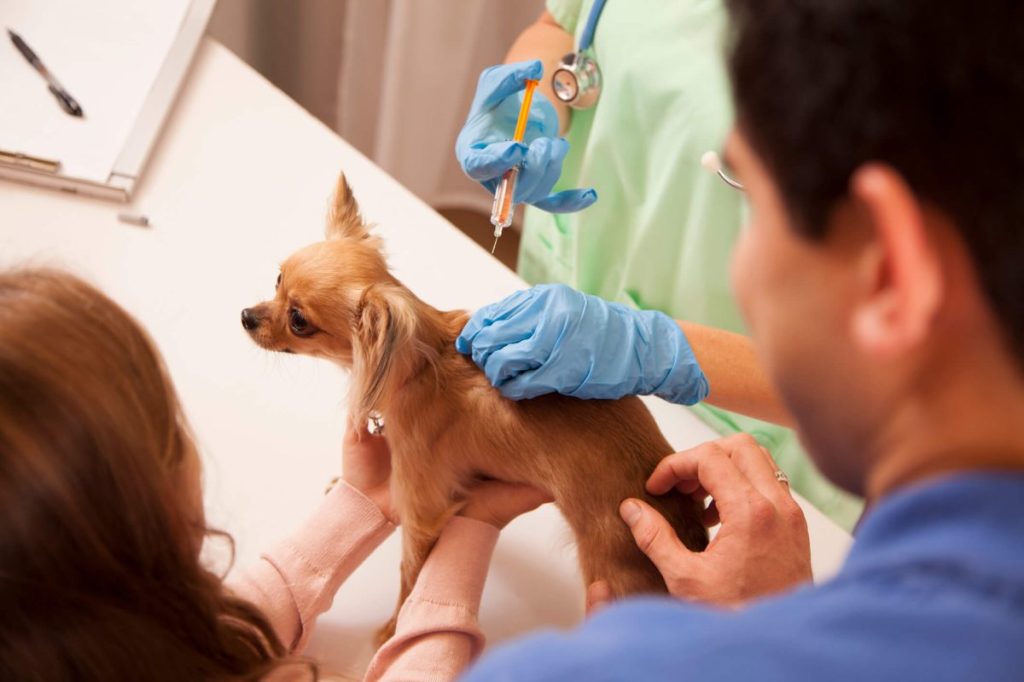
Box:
[8,29,84,118]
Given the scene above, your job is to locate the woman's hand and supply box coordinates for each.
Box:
[596,434,813,609]
[341,421,397,524]
[459,480,553,530]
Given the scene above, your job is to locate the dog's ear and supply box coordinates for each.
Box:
[351,284,420,423]
[327,173,371,241]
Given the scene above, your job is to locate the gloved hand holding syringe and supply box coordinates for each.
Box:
[455,60,597,254]
[489,78,538,253]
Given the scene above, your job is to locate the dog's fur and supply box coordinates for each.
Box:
[243,175,708,644]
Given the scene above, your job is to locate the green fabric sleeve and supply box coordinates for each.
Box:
[546,0,585,37]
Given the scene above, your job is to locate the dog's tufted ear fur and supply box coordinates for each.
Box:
[327,173,371,241]
[351,284,423,423]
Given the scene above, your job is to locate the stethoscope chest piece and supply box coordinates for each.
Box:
[552,51,602,109]
[551,0,608,110]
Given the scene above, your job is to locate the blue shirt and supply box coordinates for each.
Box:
[463,473,1024,681]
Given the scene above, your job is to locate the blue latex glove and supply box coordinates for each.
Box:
[455,284,709,404]
[455,60,598,213]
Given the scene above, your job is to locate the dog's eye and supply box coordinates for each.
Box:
[275,273,282,290]
[288,307,313,336]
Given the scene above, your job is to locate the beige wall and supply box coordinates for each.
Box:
[209,0,347,127]
[208,0,544,214]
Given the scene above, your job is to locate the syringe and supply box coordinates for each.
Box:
[490,78,540,254]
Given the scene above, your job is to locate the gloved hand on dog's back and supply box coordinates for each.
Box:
[455,60,597,213]
[456,284,709,404]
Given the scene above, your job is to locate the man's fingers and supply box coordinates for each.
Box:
[647,445,709,495]
[646,443,758,517]
[620,498,694,575]
[672,476,703,496]
[701,499,720,528]
[724,436,794,507]
[585,580,613,616]
[677,482,708,500]
[720,434,797,509]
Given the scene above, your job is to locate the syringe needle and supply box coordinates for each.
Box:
[488,78,538,259]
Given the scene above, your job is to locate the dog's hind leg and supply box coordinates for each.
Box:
[572,506,668,597]
[566,490,707,599]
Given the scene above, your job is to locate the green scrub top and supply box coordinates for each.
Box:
[522,0,863,529]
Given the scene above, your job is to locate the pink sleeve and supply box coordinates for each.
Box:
[364,516,499,682]
[228,481,396,652]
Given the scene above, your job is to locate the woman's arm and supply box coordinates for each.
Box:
[679,322,794,427]
[363,517,497,682]
[366,483,551,682]
[228,425,396,651]
[228,480,395,652]
[505,11,575,134]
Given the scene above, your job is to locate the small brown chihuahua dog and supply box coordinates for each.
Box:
[242,174,707,644]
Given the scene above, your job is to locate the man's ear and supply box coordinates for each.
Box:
[350,284,418,423]
[327,173,371,241]
[848,164,943,358]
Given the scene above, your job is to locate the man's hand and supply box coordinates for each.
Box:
[612,434,813,607]
[341,421,396,524]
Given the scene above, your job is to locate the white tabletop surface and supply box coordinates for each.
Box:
[0,40,852,680]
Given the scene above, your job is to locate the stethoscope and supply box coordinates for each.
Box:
[701,151,746,191]
[552,0,747,193]
[551,0,608,109]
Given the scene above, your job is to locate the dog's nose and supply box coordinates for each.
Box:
[241,308,261,331]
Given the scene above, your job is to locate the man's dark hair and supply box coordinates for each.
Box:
[725,0,1024,362]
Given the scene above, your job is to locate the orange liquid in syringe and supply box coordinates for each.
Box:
[491,167,519,229]
[490,79,537,235]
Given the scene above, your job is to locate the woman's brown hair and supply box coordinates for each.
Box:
[0,269,308,680]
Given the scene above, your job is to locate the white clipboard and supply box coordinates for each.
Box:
[0,0,216,201]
